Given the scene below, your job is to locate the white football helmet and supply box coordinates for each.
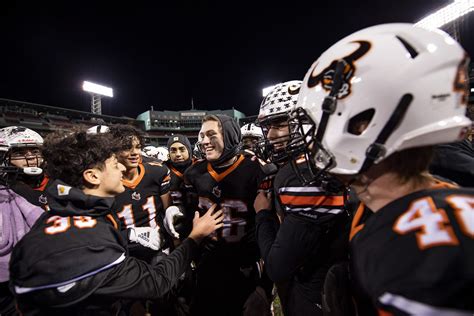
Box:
[142,145,159,159]
[256,80,313,163]
[0,126,44,173]
[241,123,263,139]
[87,125,110,134]
[156,146,169,162]
[296,23,472,176]
[258,80,301,123]
[241,123,263,151]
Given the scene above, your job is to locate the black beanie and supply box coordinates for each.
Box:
[167,134,192,154]
[209,115,242,167]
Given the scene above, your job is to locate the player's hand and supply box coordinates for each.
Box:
[128,227,162,251]
[254,191,272,213]
[164,205,184,239]
[189,203,224,244]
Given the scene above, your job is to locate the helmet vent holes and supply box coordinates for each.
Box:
[395,35,418,59]
[348,109,375,135]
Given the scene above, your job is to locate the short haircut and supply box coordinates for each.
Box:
[202,115,222,131]
[108,124,145,150]
[42,130,120,188]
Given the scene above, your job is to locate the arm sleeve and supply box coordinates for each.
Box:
[159,167,171,195]
[94,238,198,299]
[256,211,326,283]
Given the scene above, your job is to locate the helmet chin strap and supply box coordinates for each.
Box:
[314,60,347,144]
[359,93,413,174]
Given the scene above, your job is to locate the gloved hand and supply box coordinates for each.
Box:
[164,205,184,239]
[128,226,162,251]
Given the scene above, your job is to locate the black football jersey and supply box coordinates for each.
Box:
[113,162,171,229]
[350,186,474,314]
[184,155,265,244]
[166,162,187,206]
[274,161,346,223]
[10,176,50,210]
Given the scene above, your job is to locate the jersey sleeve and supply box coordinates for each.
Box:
[159,166,171,195]
[94,238,199,299]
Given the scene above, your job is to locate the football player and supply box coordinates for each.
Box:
[253,81,350,316]
[294,23,474,315]
[163,134,194,239]
[240,123,264,153]
[0,144,43,315]
[178,114,272,315]
[9,130,224,315]
[108,124,173,261]
[0,126,50,208]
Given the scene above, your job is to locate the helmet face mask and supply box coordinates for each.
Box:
[8,144,43,169]
[256,80,302,163]
[294,23,472,183]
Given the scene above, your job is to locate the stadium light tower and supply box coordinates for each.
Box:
[82,81,113,115]
[415,0,474,31]
[262,85,276,97]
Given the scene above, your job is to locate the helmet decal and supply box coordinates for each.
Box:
[307,40,371,99]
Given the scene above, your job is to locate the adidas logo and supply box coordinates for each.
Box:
[140,231,150,242]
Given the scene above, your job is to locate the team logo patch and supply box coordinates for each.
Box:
[132,192,141,200]
[308,40,371,99]
[212,185,221,198]
[57,184,72,196]
[38,194,48,204]
[173,136,179,141]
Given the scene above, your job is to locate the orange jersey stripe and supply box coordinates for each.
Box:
[122,163,145,189]
[279,194,344,207]
[207,155,245,182]
[349,203,366,241]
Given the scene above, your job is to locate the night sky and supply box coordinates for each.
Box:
[1,1,471,118]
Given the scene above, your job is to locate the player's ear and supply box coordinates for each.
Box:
[83,168,101,186]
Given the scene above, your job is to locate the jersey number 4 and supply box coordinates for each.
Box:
[394,195,473,250]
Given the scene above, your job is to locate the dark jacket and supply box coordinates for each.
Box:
[9,180,199,315]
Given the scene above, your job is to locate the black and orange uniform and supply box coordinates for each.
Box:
[9,179,200,315]
[350,181,474,315]
[10,175,50,210]
[112,162,171,261]
[256,160,350,316]
[184,154,266,315]
[166,161,190,207]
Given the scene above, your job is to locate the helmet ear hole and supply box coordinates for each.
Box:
[347,109,375,135]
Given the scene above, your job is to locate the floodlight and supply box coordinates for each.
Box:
[82,81,113,97]
[415,0,474,30]
[82,81,113,115]
[262,85,276,97]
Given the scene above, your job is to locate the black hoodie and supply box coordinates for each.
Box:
[9,180,127,290]
[210,115,242,167]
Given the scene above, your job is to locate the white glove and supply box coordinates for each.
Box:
[128,227,162,251]
[164,205,184,239]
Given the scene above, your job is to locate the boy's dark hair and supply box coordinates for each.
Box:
[108,124,145,150]
[42,130,120,188]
